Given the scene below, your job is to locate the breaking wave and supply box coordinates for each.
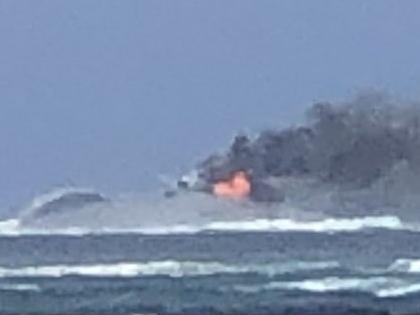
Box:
[0,215,409,236]
[231,258,420,298]
[0,260,339,278]
[4,258,420,297]
[389,258,420,273]
[203,215,404,233]
[0,283,40,292]
[26,187,101,211]
[0,186,409,236]
[234,276,420,298]
[0,219,19,235]
[18,187,108,224]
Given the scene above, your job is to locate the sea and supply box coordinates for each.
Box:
[1,213,420,315]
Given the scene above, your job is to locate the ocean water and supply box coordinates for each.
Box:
[1,188,420,315]
[2,217,420,315]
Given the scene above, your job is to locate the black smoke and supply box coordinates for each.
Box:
[193,93,420,211]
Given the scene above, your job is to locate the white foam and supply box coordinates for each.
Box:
[205,216,404,233]
[265,277,392,292]
[234,276,420,298]
[0,219,89,237]
[0,215,406,236]
[0,219,20,235]
[0,260,338,278]
[388,259,420,273]
[0,283,40,292]
[376,283,420,298]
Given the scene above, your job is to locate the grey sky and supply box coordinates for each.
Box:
[1,0,420,213]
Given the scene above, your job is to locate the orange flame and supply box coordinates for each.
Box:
[213,171,251,199]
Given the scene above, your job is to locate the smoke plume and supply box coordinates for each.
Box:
[194,93,420,215]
